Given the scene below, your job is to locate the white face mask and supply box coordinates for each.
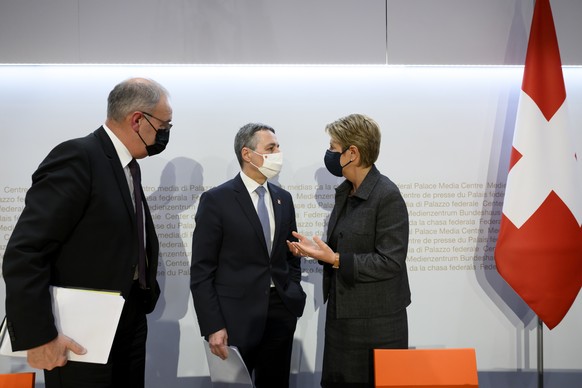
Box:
[251,150,283,179]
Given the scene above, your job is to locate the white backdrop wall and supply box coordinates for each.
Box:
[1,65,581,387]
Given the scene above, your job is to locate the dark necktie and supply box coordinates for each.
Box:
[128,159,147,289]
[255,186,271,254]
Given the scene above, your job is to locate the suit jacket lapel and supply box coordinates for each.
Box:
[268,182,283,258]
[326,179,350,241]
[94,126,134,220]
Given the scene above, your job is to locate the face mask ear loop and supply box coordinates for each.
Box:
[248,149,262,169]
[137,131,149,148]
[340,147,353,168]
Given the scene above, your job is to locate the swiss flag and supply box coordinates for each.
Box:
[494,0,582,329]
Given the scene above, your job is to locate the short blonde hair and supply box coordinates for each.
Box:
[325,113,381,167]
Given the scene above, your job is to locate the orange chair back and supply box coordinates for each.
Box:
[0,372,35,388]
[374,348,478,388]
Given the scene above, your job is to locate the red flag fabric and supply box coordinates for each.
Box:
[494,0,582,329]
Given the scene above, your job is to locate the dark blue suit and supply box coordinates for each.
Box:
[190,173,306,386]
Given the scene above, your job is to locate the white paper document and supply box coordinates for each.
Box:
[203,339,253,387]
[0,286,125,364]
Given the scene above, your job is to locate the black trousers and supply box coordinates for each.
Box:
[237,288,298,388]
[44,281,148,388]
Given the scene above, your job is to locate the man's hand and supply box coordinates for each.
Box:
[208,328,229,360]
[27,334,86,370]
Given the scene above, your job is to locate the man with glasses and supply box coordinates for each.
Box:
[3,77,172,387]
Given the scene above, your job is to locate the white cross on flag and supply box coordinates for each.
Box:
[494,0,582,329]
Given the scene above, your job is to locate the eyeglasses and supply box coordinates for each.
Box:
[141,111,173,132]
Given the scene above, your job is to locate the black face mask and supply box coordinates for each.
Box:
[145,129,170,156]
[324,148,351,177]
[138,128,170,156]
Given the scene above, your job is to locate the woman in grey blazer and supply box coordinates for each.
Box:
[289,113,411,388]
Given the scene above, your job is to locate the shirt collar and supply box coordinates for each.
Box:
[240,170,268,196]
[336,164,380,200]
[103,124,133,168]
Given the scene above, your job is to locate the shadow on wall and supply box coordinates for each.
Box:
[145,157,204,387]
[474,47,537,370]
[476,68,536,317]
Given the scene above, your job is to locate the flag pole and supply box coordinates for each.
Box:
[537,317,543,388]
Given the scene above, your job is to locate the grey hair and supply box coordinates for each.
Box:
[234,123,275,166]
[107,78,169,122]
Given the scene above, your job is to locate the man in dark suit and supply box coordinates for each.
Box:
[2,78,172,387]
[191,123,306,388]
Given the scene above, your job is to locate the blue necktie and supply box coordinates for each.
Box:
[255,186,271,254]
[129,159,147,289]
